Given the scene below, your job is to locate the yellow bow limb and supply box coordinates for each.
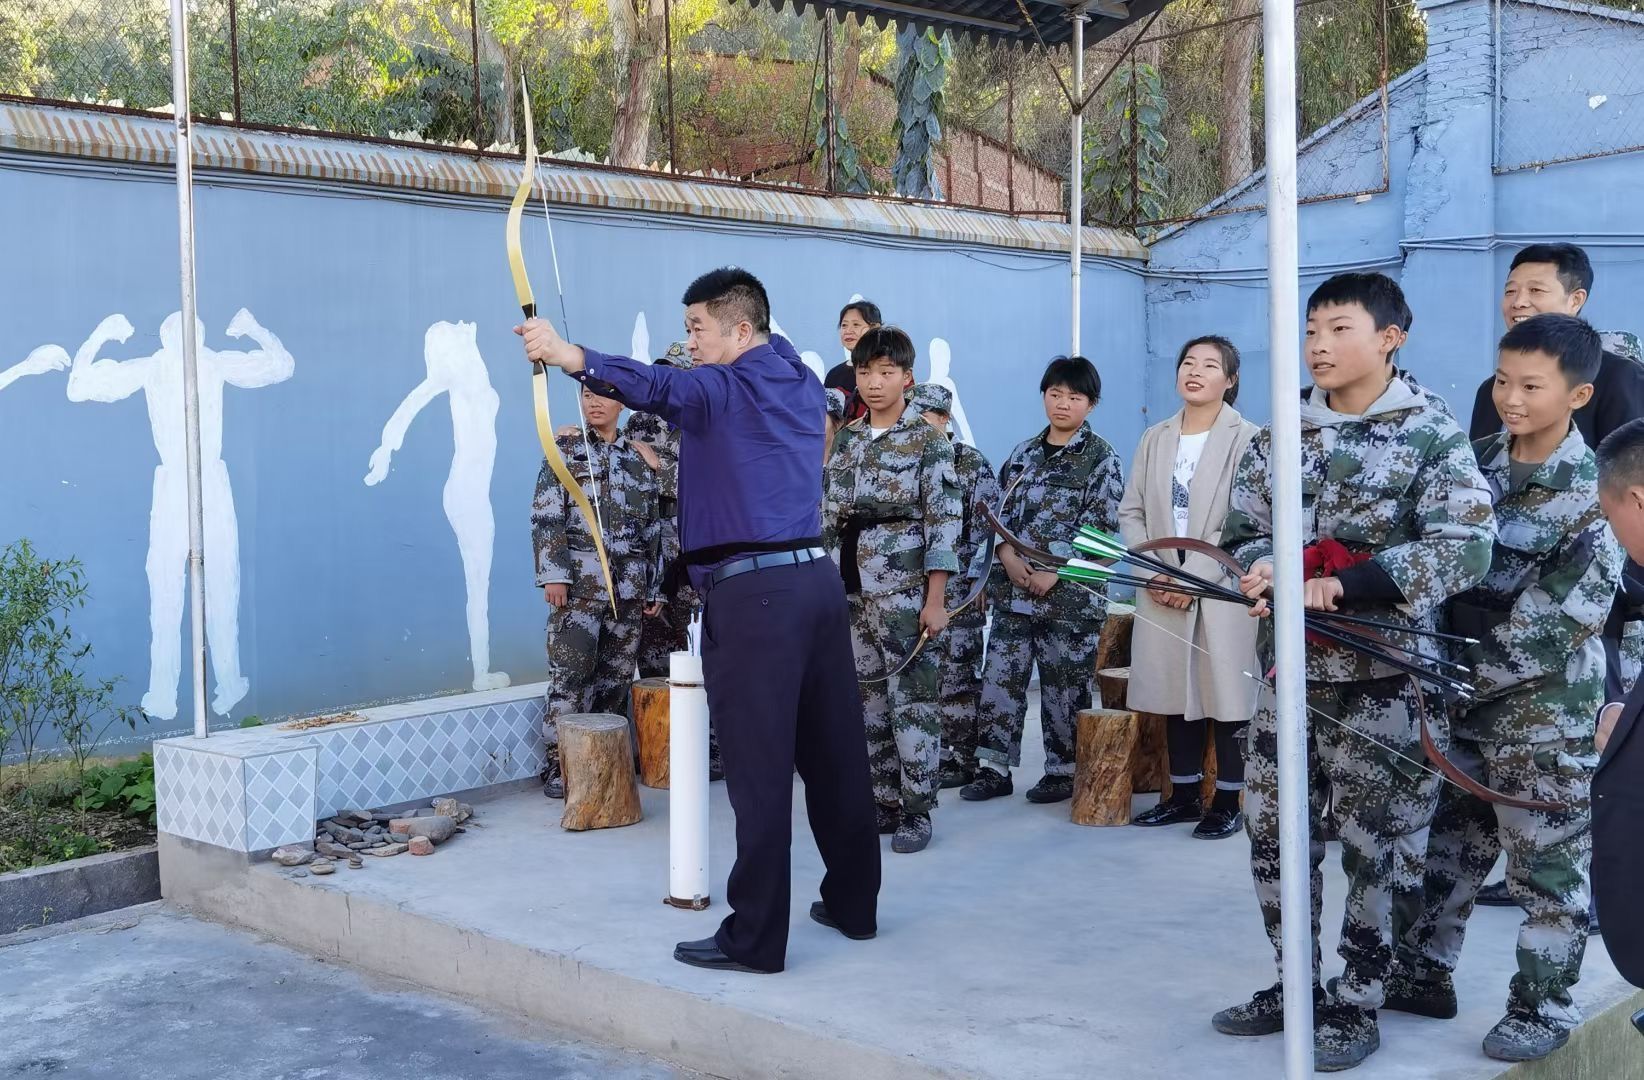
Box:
[508,73,618,616]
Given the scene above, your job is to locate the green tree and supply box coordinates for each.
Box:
[1084,60,1168,226]
[891,23,950,199]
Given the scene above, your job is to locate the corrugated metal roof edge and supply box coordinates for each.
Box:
[0,100,1147,263]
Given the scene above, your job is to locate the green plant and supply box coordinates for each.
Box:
[239,715,264,729]
[79,754,156,827]
[891,25,950,199]
[812,55,873,194]
[1084,60,1170,227]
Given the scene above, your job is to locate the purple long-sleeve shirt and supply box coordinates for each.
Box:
[576,335,825,591]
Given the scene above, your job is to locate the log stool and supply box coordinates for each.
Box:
[558,713,643,831]
[1071,709,1139,826]
[631,677,671,789]
[1096,665,1130,711]
[1095,666,1167,795]
[1094,602,1135,675]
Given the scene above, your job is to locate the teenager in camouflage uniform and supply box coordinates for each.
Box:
[624,342,698,678]
[959,356,1124,806]
[532,383,662,799]
[1213,274,1496,1072]
[823,329,961,854]
[906,383,1001,790]
[1388,316,1620,1062]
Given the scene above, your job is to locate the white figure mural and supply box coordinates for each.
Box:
[769,315,827,381]
[365,321,509,692]
[631,311,651,365]
[66,310,295,719]
[0,344,70,391]
[926,337,975,446]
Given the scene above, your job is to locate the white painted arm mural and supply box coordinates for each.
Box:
[365,379,442,486]
[64,314,140,402]
[0,344,70,391]
[218,308,295,388]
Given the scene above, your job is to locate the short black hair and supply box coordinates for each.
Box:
[1177,335,1242,405]
[852,326,915,372]
[1498,313,1603,387]
[681,267,771,335]
[1040,355,1101,403]
[1598,418,1644,491]
[839,300,882,327]
[1306,272,1408,333]
[1510,243,1594,298]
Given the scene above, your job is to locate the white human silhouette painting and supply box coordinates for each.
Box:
[631,311,651,365]
[365,321,510,692]
[66,309,295,719]
[769,315,826,381]
[0,344,70,391]
[926,337,975,446]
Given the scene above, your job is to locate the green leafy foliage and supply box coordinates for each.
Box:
[891,24,950,199]
[812,52,874,194]
[1083,61,1170,227]
[79,754,157,827]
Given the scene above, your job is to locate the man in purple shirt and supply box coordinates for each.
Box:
[518,268,881,974]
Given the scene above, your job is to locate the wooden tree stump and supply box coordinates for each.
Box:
[558,713,643,831]
[1072,709,1139,826]
[631,677,671,789]
[1161,730,1223,807]
[1096,666,1130,711]
[1094,602,1135,675]
[1131,712,1169,794]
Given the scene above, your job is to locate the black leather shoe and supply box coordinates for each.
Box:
[1132,800,1202,827]
[1475,879,1514,907]
[1193,807,1244,839]
[810,901,876,940]
[672,939,775,973]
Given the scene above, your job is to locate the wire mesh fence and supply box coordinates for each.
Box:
[1494,0,1644,173]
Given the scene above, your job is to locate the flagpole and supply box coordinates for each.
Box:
[168,0,211,739]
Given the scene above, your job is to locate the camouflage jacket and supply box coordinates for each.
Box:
[531,431,662,603]
[823,409,961,597]
[987,423,1125,622]
[624,410,681,501]
[1452,426,1621,741]
[1223,371,1496,682]
[1602,330,1642,367]
[949,439,1001,620]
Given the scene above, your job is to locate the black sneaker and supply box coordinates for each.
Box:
[1475,879,1514,907]
[1025,775,1074,804]
[540,758,564,800]
[939,761,975,790]
[1132,799,1202,827]
[891,812,932,854]
[1192,807,1244,840]
[875,803,900,834]
[1213,982,1321,1036]
[1315,1003,1380,1072]
[1482,1012,1570,1062]
[960,768,1014,801]
[1326,971,1457,1020]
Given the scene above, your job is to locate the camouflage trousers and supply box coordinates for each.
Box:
[849,586,942,814]
[1245,676,1442,1010]
[637,585,701,679]
[975,609,1102,778]
[939,613,987,769]
[544,595,645,748]
[1397,735,1596,1027]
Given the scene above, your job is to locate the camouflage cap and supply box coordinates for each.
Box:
[657,341,694,368]
[824,387,850,421]
[907,383,953,416]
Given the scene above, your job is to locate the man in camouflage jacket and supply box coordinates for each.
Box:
[823,330,961,853]
[532,383,662,798]
[1216,363,1496,1058]
[908,383,1001,790]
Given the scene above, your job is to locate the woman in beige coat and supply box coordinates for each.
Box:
[1117,336,1260,839]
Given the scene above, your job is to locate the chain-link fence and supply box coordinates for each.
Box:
[1494,0,1644,173]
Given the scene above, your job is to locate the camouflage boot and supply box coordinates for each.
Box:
[1326,970,1457,1020]
[891,812,932,854]
[1212,982,1327,1037]
[540,756,564,800]
[1314,1003,1379,1072]
[876,803,901,835]
[1482,1013,1570,1062]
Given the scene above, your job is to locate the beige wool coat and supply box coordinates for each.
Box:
[1117,404,1261,722]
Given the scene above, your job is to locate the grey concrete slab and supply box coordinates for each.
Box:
[167,702,1644,1080]
[0,904,695,1080]
[0,844,160,933]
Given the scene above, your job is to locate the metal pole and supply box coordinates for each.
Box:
[1261,0,1311,1072]
[664,0,679,170]
[168,0,210,740]
[1006,64,1016,214]
[1069,12,1086,356]
[469,0,484,150]
[227,0,242,121]
[823,17,836,191]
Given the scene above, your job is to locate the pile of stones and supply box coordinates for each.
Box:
[270,798,475,876]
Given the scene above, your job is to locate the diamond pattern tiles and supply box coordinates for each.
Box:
[312,699,544,819]
[155,742,249,849]
[243,748,319,851]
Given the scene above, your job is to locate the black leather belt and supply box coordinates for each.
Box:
[710,547,826,586]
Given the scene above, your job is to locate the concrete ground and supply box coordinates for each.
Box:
[167,696,1644,1080]
[0,904,695,1080]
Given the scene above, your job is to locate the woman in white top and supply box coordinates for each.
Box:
[1117,336,1261,839]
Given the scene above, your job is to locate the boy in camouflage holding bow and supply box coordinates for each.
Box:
[907,383,1001,791]
[1214,273,1496,1071]
[824,329,961,854]
[532,383,663,799]
[1390,314,1620,1062]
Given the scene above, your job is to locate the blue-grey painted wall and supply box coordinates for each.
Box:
[0,153,1148,746]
